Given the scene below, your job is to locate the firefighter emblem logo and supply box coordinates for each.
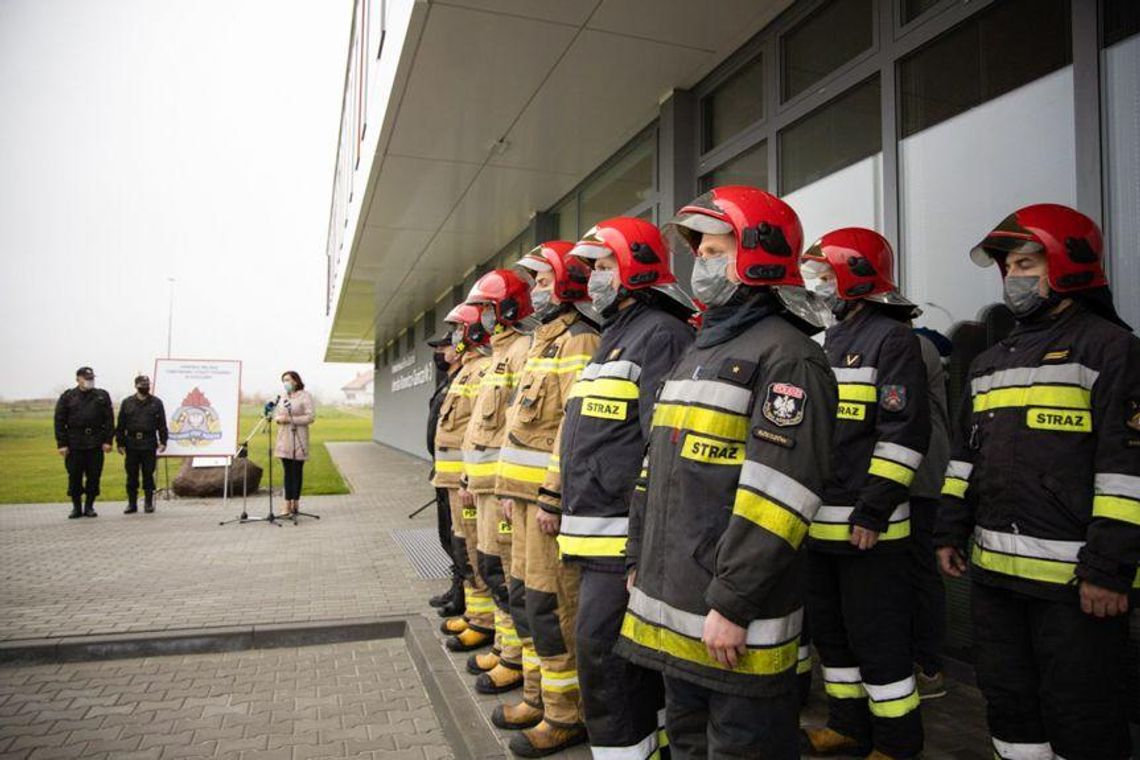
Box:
[169,387,223,446]
[762,383,806,427]
[881,384,908,412]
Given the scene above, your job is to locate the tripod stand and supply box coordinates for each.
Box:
[219,411,284,526]
[280,396,320,524]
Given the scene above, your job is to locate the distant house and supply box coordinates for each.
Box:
[341,370,374,406]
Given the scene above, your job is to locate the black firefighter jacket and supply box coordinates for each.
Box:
[55,387,115,450]
[115,395,169,451]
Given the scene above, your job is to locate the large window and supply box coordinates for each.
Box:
[900,0,942,26]
[701,141,768,192]
[701,55,764,152]
[781,0,873,101]
[899,0,1072,138]
[779,76,881,194]
[579,132,656,232]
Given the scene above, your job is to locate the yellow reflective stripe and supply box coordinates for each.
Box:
[973,385,1091,412]
[869,457,915,486]
[797,655,813,675]
[540,668,579,692]
[568,377,640,400]
[809,520,911,542]
[498,461,548,484]
[941,476,968,498]
[482,373,519,387]
[652,403,748,442]
[464,461,499,477]
[1092,495,1140,526]
[557,534,628,558]
[733,490,808,549]
[971,543,1073,585]
[825,682,866,699]
[868,691,921,718]
[620,614,797,676]
[838,383,877,403]
[434,460,464,473]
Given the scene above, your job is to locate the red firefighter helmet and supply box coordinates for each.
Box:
[465,268,534,325]
[568,216,694,310]
[444,302,489,352]
[516,241,591,302]
[664,186,805,287]
[970,203,1107,292]
[801,227,914,307]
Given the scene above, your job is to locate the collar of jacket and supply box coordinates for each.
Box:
[1005,298,1084,341]
[695,287,781,347]
[602,298,648,333]
[490,325,523,349]
[534,308,578,343]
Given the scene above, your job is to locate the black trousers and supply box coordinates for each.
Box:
[65,448,104,500]
[434,487,454,564]
[809,549,923,757]
[972,582,1131,760]
[577,568,666,756]
[124,448,157,494]
[663,675,798,759]
[909,496,946,674]
[280,458,304,500]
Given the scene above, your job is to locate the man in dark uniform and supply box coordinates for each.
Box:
[54,366,115,519]
[115,374,168,514]
[427,332,464,617]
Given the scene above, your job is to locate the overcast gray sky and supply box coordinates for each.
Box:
[0,0,368,403]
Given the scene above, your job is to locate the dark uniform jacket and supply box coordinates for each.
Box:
[54,388,115,450]
[616,294,837,697]
[935,303,1140,600]
[115,395,169,450]
[810,306,931,553]
[543,302,693,569]
[427,368,454,459]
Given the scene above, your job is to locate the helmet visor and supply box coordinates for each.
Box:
[517,254,552,274]
[970,234,1044,267]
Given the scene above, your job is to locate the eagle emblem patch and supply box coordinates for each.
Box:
[762,383,806,427]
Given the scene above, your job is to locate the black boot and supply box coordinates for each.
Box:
[429,572,462,608]
[437,589,466,618]
[144,491,155,513]
[83,497,98,518]
[68,496,82,519]
[124,492,138,514]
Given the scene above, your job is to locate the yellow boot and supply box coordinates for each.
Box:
[491,700,543,730]
[446,627,493,652]
[801,727,870,757]
[508,720,587,757]
[865,751,900,760]
[467,650,500,675]
[440,617,468,635]
[476,663,523,694]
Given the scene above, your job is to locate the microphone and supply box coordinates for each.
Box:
[263,395,280,419]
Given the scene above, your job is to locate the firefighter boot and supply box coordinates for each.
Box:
[124,491,138,514]
[801,727,871,757]
[83,496,98,518]
[430,573,463,609]
[492,701,543,731]
[467,650,500,675]
[144,491,155,513]
[440,617,468,635]
[446,627,493,652]
[508,720,587,758]
[68,496,82,519]
[475,664,522,694]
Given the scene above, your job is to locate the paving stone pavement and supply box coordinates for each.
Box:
[0,441,996,758]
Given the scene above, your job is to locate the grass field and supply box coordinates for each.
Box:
[0,400,373,504]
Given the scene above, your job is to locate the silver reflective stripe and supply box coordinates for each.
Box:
[581,360,642,382]
[627,588,801,646]
[560,515,629,537]
[872,442,923,469]
[659,379,751,414]
[500,447,551,467]
[589,730,658,760]
[864,675,916,701]
[973,527,1082,562]
[991,738,1055,760]
[815,503,909,524]
[945,460,973,480]
[435,448,463,462]
[1095,472,1140,499]
[822,666,862,684]
[832,367,878,384]
[738,461,821,519]
[462,448,500,463]
[971,363,1099,394]
[797,646,811,661]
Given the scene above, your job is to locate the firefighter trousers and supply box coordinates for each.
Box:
[663,675,798,759]
[450,489,493,634]
[477,491,520,665]
[971,582,1131,760]
[508,500,543,707]
[808,549,923,758]
[521,503,582,727]
[577,567,667,758]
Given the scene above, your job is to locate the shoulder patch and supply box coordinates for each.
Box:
[880,385,907,412]
[843,353,862,368]
[762,383,806,427]
[752,427,795,449]
[1041,348,1071,363]
[542,343,559,358]
[717,359,758,385]
[608,347,624,361]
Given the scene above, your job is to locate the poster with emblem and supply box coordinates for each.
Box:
[152,359,242,458]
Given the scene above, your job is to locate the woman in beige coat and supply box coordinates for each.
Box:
[274,371,315,516]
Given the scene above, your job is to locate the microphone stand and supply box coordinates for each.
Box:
[218,408,283,526]
[283,395,320,523]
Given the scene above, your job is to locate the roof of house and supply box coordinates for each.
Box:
[341,370,374,391]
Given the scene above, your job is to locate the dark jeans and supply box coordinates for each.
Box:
[435,487,453,559]
[280,458,304,500]
[909,496,946,674]
[124,448,157,494]
[65,448,104,500]
[663,675,798,759]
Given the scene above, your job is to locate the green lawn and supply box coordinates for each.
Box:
[0,400,373,504]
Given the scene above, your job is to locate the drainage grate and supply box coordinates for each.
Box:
[390,528,452,579]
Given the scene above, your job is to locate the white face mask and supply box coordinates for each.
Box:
[283,381,296,393]
[690,256,739,307]
[480,307,498,334]
[588,269,619,314]
[530,288,554,318]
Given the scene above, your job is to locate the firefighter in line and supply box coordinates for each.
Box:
[935,204,1138,760]
[544,217,695,759]
[488,242,600,757]
[430,304,497,652]
[616,187,837,758]
[795,228,930,759]
[426,325,463,616]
